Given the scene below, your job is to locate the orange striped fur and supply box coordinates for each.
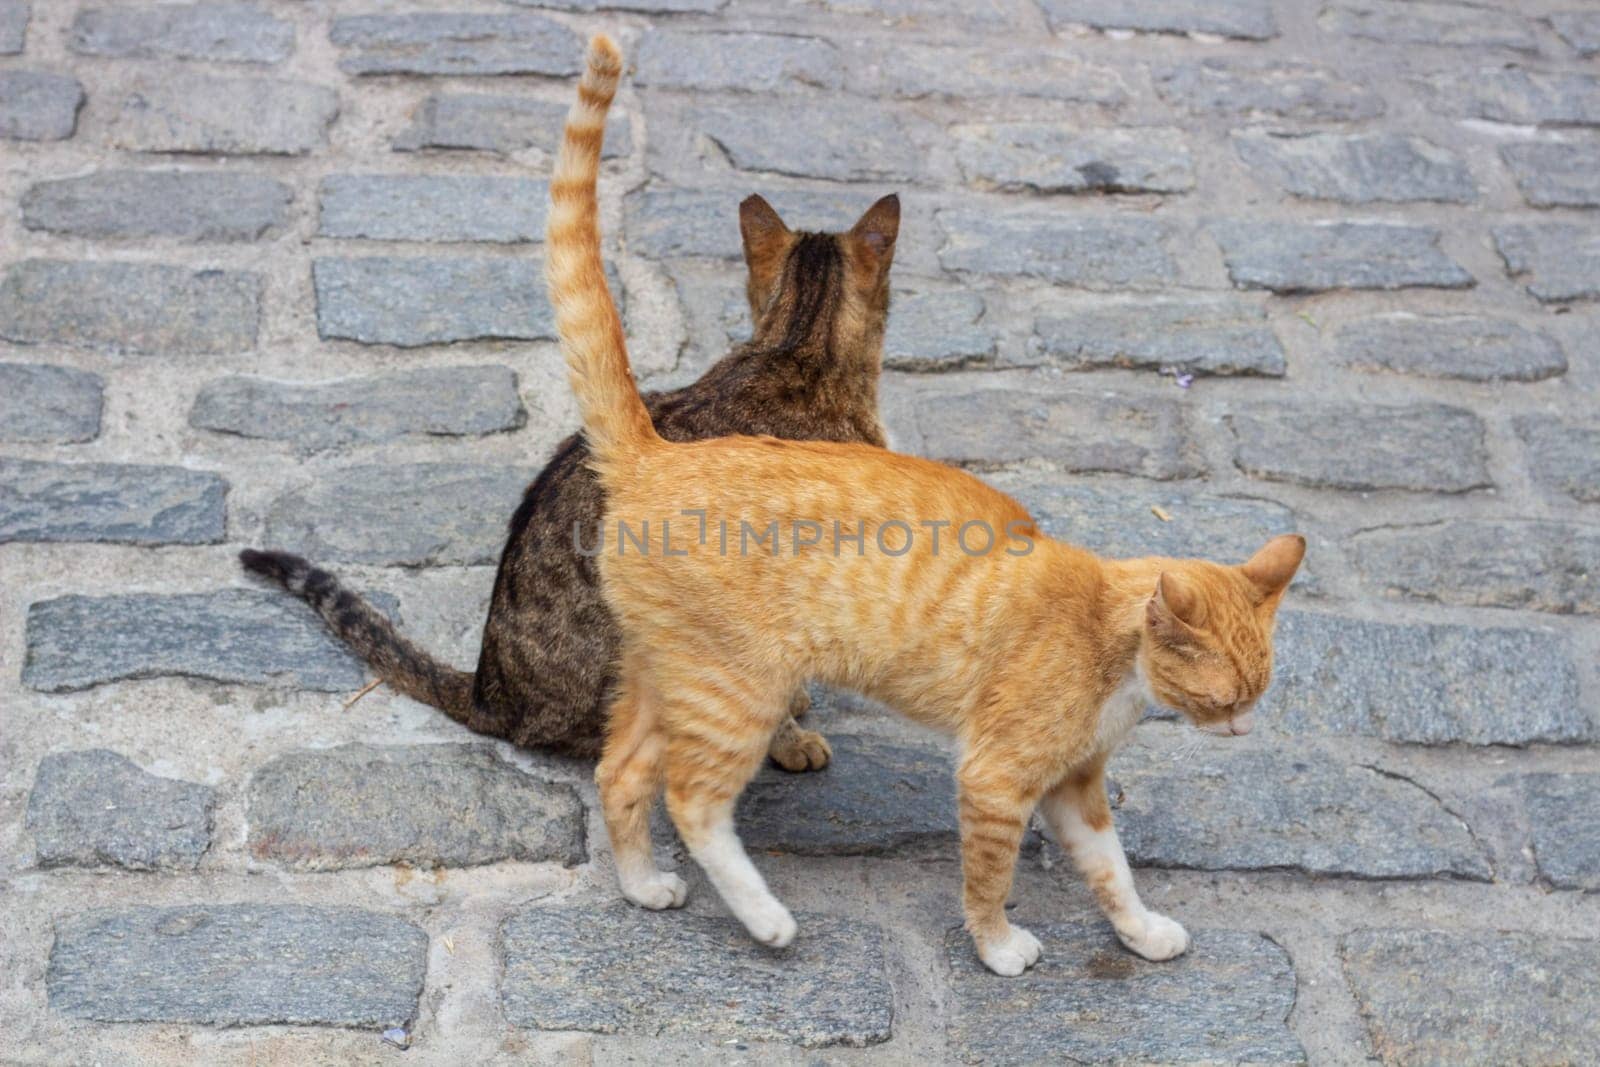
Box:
[547,35,657,472]
[547,36,1306,976]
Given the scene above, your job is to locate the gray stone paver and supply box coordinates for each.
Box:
[1502,142,1600,208]
[330,13,580,77]
[1494,223,1600,302]
[1331,314,1567,382]
[317,174,549,243]
[1417,67,1600,126]
[190,365,526,450]
[1227,404,1490,493]
[28,750,214,870]
[1233,131,1475,204]
[0,459,226,545]
[0,260,259,354]
[4,1,1599,1063]
[915,386,1204,478]
[954,124,1195,195]
[23,589,398,692]
[502,905,893,1047]
[1351,520,1600,615]
[69,3,293,64]
[1026,296,1286,376]
[848,39,1131,103]
[0,71,84,141]
[108,74,338,155]
[395,92,631,156]
[1552,11,1600,58]
[946,923,1304,1064]
[0,0,26,54]
[1212,221,1472,292]
[1267,611,1590,745]
[1319,2,1537,53]
[1040,0,1277,40]
[658,97,927,184]
[48,905,427,1028]
[1007,476,1303,566]
[248,744,585,870]
[0,363,102,443]
[884,291,995,370]
[1341,930,1600,1065]
[1156,60,1384,120]
[737,733,1009,857]
[635,29,843,91]
[939,208,1177,286]
[1515,416,1600,504]
[1516,773,1600,891]
[262,462,537,566]
[1112,733,1490,879]
[22,171,292,242]
[313,256,568,345]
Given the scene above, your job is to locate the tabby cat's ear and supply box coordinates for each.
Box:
[740,195,789,257]
[1240,535,1306,599]
[1146,572,1204,643]
[848,193,900,274]
[739,194,791,290]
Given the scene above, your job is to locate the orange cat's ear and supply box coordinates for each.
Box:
[848,193,900,274]
[1240,534,1307,599]
[1146,572,1204,643]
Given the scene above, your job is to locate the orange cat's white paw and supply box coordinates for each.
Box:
[977,924,1043,977]
[739,897,798,948]
[621,871,688,910]
[1118,912,1189,961]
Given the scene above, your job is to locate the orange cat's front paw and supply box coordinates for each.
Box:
[976,924,1043,977]
[1117,912,1189,962]
[739,896,798,947]
[768,725,832,772]
[620,871,689,911]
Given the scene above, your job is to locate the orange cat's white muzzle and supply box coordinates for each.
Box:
[1199,711,1255,737]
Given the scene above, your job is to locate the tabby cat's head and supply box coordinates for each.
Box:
[1138,535,1306,736]
[738,193,900,354]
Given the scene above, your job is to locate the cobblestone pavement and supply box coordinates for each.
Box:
[3,1,1599,1064]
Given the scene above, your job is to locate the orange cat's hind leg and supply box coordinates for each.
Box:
[660,679,796,947]
[766,687,831,772]
[596,659,686,910]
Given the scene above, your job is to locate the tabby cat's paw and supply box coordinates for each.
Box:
[622,871,689,911]
[768,726,832,773]
[977,924,1043,977]
[1118,912,1189,962]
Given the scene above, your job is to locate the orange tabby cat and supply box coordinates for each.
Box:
[552,37,1305,976]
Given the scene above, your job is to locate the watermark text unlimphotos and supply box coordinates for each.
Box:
[574,510,1034,558]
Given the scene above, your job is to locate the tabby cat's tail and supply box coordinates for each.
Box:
[546,34,660,472]
[238,548,476,722]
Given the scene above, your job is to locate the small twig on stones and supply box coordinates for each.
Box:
[343,678,382,710]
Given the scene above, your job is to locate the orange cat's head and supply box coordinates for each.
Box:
[1138,535,1306,736]
[738,193,900,352]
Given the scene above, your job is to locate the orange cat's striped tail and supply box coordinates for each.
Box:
[547,35,659,470]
